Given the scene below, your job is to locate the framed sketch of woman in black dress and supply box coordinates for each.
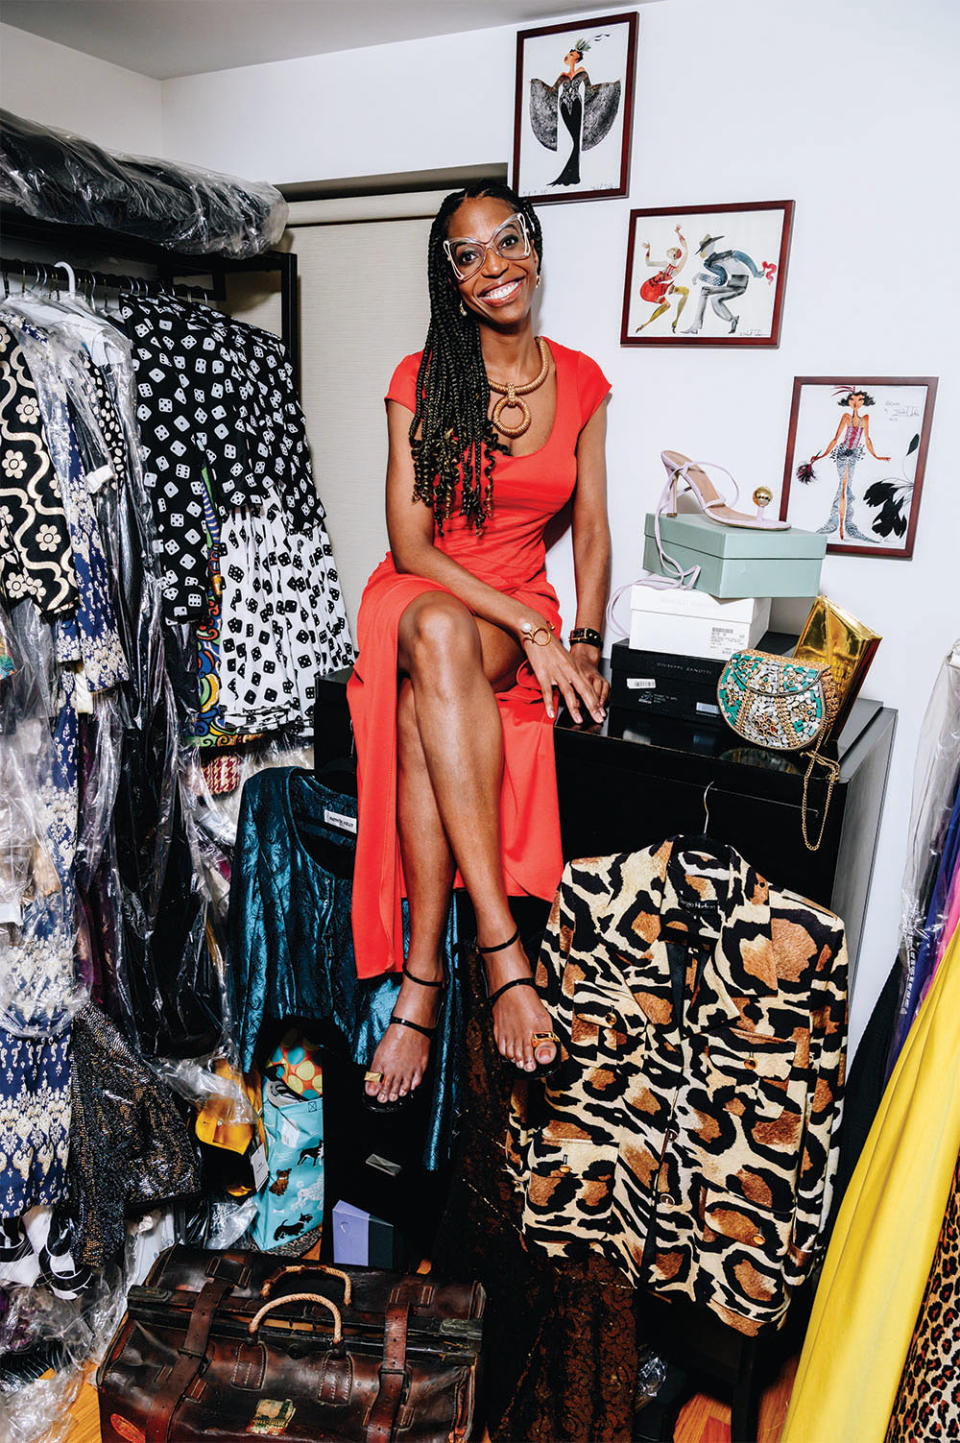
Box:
[513,12,638,205]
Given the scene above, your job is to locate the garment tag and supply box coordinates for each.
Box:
[626,677,656,691]
[323,808,357,834]
[250,1145,269,1192]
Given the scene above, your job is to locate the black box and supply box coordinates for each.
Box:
[610,633,796,728]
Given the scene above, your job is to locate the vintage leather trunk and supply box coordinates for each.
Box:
[97,1245,485,1443]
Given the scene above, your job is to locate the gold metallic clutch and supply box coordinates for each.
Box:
[793,596,881,738]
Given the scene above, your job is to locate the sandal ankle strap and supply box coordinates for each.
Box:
[402,964,445,989]
[476,926,520,955]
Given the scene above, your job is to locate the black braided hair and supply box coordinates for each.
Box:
[410,179,543,533]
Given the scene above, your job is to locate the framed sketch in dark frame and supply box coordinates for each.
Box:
[621,200,794,347]
[512,12,638,206]
[780,376,938,558]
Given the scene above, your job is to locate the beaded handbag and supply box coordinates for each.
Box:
[717,650,841,852]
[717,650,838,752]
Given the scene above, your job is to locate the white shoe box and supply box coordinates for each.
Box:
[629,585,771,660]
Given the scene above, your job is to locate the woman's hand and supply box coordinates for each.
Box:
[570,643,609,717]
[516,612,606,724]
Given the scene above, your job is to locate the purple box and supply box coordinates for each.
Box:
[332,1200,402,1268]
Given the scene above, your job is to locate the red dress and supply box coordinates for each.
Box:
[347,338,610,979]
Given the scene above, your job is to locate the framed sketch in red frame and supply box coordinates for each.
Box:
[512,12,638,206]
[780,376,938,558]
[621,200,794,347]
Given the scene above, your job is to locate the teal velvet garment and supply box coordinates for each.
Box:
[229,767,462,1169]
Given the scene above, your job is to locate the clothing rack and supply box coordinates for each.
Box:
[1,255,216,304]
[0,205,300,389]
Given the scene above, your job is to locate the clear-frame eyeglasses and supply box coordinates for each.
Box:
[443,212,532,282]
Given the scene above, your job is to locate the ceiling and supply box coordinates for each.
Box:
[0,0,642,80]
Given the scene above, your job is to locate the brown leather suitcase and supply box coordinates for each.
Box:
[97,1245,485,1443]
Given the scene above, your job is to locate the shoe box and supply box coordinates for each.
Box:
[610,633,796,728]
[628,584,771,660]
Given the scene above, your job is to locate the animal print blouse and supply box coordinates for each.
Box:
[506,839,848,1336]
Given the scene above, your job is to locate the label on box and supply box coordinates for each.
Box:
[250,1144,269,1191]
[323,808,357,834]
[696,702,720,716]
[626,678,656,691]
[708,626,745,656]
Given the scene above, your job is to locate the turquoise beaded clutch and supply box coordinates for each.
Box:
[717,650,838,752]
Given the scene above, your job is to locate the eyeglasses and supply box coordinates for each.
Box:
[443,213,532,281]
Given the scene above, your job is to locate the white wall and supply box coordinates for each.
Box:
[0,23,163,155]
[162,0,960,1048]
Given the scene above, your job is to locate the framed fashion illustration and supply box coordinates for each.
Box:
[512,11,638,205]
[780,376,938,558]
[620,200,794,347]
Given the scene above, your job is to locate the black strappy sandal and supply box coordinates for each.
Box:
[362,966,444,1114]
[478,927,560,1080]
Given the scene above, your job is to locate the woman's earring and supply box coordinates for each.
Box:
[535,273,542,289]
[459,299,467,316]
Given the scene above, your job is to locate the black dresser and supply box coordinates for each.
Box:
[554,692,895,976]
[316,669,895,974]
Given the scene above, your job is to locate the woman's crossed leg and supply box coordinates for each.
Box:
[364,590,557,1105]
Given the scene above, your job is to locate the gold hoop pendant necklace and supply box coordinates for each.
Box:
[487,336,550,439]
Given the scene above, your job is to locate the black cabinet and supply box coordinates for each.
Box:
[553,693,895,975]
[315,669,896,974]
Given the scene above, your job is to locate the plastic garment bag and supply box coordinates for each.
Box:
[0,109,287,257]
[887,643,960,1071]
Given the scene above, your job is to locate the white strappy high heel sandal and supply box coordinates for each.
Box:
[659,451,790,531]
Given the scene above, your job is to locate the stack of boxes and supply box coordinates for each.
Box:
[611,510,827,729]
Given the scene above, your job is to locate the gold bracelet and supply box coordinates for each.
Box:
[520,620,554,647]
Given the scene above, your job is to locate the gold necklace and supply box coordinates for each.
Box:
[486,337,550,439]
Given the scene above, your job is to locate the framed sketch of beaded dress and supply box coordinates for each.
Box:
[780,376,938,558]
[513,12,638,205]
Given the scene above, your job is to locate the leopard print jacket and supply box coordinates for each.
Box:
[506,839,848,1336]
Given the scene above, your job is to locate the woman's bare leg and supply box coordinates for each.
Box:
[396,593,555,1072]
[365,680,455,1104]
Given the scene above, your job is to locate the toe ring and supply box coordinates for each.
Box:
[364,1070,384,1084]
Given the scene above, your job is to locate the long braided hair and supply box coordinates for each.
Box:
[410,180,543,533]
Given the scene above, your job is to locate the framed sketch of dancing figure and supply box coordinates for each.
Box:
[513,12,638,205]
[621,201,794,347]
[780,376,938,558]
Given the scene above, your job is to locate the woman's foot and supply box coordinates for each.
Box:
[479,931,557,1072]
[364,959,444,1106]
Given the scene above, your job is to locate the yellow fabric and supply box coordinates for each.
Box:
[783,923,960,1443]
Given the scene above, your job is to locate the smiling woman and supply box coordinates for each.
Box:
[345,179,612,1111]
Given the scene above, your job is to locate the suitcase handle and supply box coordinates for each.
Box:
[259,1262,352,1306]
[248,1292,343,1343]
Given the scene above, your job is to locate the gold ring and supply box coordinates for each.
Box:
[364,1070,383,1085]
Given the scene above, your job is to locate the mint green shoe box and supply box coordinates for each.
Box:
[642,512,827,599]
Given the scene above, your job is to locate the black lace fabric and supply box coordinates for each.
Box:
[65,1003,200,1266]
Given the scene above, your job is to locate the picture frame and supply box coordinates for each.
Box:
[512,11,638,206]
[780,376,938,558]
[620,200,794,347]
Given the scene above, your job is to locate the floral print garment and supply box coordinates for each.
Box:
[0,320,78,617]
[2,315,128,695]
[0,673,78,1217]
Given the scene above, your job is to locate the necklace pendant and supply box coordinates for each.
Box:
[492,392,531,438]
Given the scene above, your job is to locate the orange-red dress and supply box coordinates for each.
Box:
[347,338,610,979]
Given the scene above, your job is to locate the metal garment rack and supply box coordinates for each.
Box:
[0,206,300,389]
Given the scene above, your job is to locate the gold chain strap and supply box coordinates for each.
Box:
[802,751,840,852]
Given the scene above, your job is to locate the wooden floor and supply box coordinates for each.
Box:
[64,1355,796,1442]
